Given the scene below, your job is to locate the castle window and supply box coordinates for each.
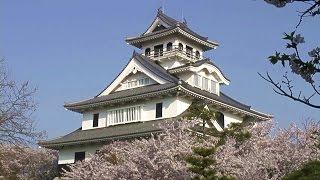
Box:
[178,43,183,51]
[167,42,172,51]
[186,46,193,58]
[128,77,151,88]
[93,113,99,127]
[202,77,209,91]
[145,48,151,56]
[154,44,163,57]
[216,112,224,129]
[107,106,141,125]
[75,151,85,162]
[156,103,163,118]
[211,80,217,93]
[195,51,200,59]
[194,75,201,87]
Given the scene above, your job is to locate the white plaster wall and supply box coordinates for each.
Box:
[58,144,102,164]
[81,96,193,130]
[176,97,192,115]
[141,36,177,53]
[177,72,193,85]
[223,111,243,127]
[82,111,107,130]
[141,97,182,121]
[160,60,186,69]
[204,109,243,131]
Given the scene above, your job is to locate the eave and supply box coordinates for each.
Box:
[126,27,218,51]
[178,85,273,121]
[64,84,180,113]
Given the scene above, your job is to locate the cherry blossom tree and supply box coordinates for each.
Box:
[0,60,58,179]
[0,144,58,180]
[63,119,320,180]
[0,59,44,145]
[63,120,201,179]
[216,120,320,179]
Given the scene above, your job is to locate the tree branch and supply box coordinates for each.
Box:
[258,72,320,109]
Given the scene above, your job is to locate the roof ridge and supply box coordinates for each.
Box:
[157,10,186,27]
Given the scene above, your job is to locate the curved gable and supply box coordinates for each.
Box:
[97,53,178,97]
[190,63,230,85]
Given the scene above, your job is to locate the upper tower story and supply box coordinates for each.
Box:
[125,9,219,70]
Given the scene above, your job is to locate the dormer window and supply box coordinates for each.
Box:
[194,74,218,94]
[202,77,209,91]
[145,48,151,56]
[167,42,172,51]
[194,75,201,87]
[195,51,200,59]
[178,43,183,51]
[211,80,217,93]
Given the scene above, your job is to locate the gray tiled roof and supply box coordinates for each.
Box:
[39,117,184,149]
[64,52,271,119]
[179,82,271,118]
[155,10,210,42]
[126,10,218,49]
[95,52,178,97]
[181,83,250,110]
[65,52,181,111]
[64,83,178,110]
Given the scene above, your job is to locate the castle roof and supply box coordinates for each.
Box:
[39,119,166,149]
[125,10,218,51]
[63,53,271,121]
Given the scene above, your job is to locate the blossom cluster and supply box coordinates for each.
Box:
[64,120,320,180]
[0,145,58,180]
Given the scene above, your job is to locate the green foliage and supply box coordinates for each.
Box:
[186,102,251,180]
[282,160,320,180]
[186,146,217,179]
[186,146,234,180]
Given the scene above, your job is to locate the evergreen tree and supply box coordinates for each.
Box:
[186,101,251,180]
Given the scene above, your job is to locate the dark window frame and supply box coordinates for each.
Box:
[74,151,85,162]
[166,42,173,51]
[156,102,163,118]
[154,44,164,57]
[195,51,200,59]
[145,48,151,56]
[93,113,99,127]
[216,112,225,129]
[178,43,183,51]
[186,45,193,57]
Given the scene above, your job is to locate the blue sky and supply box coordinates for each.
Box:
[1,0,319,138]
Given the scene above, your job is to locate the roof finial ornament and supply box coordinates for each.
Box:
[157,6,163,14]
[161,0,165,13]
[183,18,187,25]
[181,9,184,22]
